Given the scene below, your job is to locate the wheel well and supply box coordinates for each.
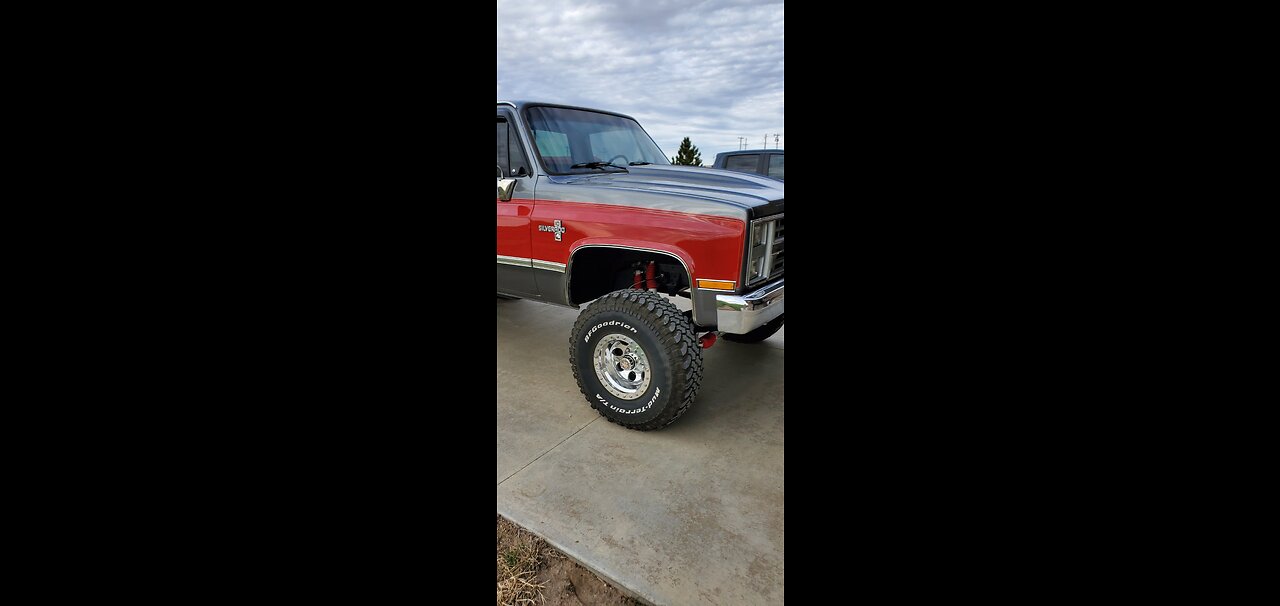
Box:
[568,248,690,305]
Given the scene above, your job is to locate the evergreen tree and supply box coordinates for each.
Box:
[670,137,703,166]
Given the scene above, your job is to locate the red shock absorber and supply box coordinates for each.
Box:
[632,267,644,290]
[645,261,657,291]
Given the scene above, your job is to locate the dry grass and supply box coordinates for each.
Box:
[497,515,640,606]
[497,515,562,606]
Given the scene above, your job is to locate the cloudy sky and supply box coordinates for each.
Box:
[497,0,783,161]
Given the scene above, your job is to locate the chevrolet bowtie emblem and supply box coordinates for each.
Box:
[539,220,567,242]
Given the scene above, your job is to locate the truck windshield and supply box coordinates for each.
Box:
[525,106,670,175]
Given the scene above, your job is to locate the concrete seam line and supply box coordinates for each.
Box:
[497,416,599,486]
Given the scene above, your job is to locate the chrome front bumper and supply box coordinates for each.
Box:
[715,278,784,334]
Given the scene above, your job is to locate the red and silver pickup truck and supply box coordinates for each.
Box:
[498,101,784,430]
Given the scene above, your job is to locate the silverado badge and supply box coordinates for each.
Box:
[539,220,567,242]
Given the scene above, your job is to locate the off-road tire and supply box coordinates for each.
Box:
[570,290,703,430]
[722,314,784,344]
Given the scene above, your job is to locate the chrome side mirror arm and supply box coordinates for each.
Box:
[497,178,517,201]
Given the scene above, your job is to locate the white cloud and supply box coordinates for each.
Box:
[498,0,783,160]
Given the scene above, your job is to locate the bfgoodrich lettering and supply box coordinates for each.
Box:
[584,320,637,343]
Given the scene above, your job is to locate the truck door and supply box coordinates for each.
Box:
[497,109,538,296]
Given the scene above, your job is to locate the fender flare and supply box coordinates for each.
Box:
[565,241,712,326]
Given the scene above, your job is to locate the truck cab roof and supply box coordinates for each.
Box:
[497,100,637,121]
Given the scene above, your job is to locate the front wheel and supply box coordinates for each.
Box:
[570,290,703,430]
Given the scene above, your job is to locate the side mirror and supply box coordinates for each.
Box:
[497,178,517,201]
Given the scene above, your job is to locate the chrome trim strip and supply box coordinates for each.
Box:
[497,254,532,268]
[531,259,567,273]
[716,278,784,334]
[497,255,565,272]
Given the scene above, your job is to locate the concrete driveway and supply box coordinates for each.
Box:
[497,296,784,606]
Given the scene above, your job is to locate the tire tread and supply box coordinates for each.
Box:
[570,290,703,431]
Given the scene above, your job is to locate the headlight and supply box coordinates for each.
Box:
[753,222,770,247]
[746,215,783,285]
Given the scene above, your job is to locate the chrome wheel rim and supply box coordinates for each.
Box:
[592,334,651,400]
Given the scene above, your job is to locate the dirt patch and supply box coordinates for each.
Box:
[498,515,638,605]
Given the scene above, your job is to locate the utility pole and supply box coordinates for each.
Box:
[773,133,780,149]
[763,134,768,149]
[738,137,745,150]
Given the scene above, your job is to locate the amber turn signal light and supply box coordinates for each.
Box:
[696,279,736,291]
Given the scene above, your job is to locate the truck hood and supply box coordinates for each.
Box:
[543,165,784,218]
